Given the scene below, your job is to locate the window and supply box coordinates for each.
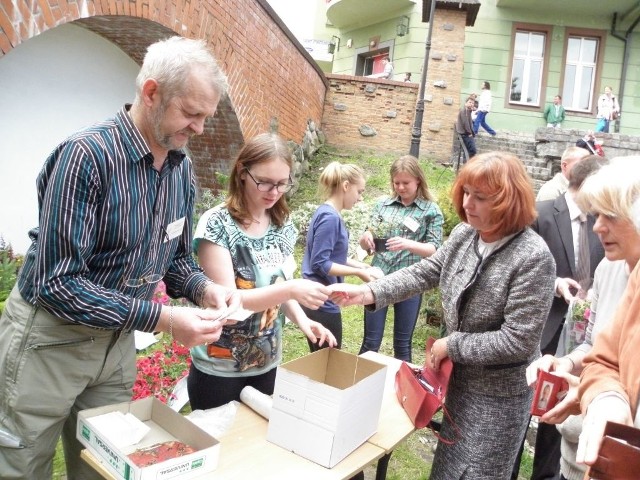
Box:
[354,47,390,76]
[562,35,599,112]
[509,30,546,106]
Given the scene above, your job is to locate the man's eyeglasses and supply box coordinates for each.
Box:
[244,169,294,193]
[124,273,163,288]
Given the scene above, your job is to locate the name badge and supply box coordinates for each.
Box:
[403,217,420,233]
[164,217,186,242]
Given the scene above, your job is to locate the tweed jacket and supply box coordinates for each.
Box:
[369,223,556,396]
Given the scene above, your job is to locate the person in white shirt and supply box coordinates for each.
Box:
[595,86,620,133]
[472,81,496,136]
[536,146,590,201]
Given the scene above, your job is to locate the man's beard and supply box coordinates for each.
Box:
[150,102,193,151]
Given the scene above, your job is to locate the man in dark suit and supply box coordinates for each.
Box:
[533,156,606,356]
[511,155,607,480]
[528,155,606,480]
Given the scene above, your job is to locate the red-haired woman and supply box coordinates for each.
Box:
[331,152,556,478]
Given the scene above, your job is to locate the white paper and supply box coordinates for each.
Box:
[134,331,159,351]
[86,411,150,448]
[187,401,238,438]
[168,375,190,412]
[225,307,254,322]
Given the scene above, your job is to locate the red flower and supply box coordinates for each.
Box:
[132,338,191,404]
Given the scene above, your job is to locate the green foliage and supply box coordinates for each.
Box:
[432,182,460,237]
[0,236,21,304]
[194,188,226,221]
[368,211,406,238]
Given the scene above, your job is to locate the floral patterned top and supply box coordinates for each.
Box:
[191,205,297,377]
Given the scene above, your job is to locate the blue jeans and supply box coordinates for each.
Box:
[473,111,496,135]
[461,134,476,158]
[595,117,609,133]
[359,294,422,362]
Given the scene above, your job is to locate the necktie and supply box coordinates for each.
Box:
[576,214,590,290]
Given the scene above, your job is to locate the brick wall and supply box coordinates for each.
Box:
[0,0,327,191]
[322,9,467,162]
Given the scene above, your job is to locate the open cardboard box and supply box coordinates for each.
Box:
[267,348,387,467]
[77,396,219,480]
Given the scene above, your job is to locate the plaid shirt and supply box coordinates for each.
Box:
[369,195,444,274]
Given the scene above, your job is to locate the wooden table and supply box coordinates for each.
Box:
[359,352,416,479]
[82,404,386,480]
[82,352,415,480]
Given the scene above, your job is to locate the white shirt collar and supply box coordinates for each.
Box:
[565,191,584,221]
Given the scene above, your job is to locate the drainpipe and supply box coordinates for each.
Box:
[410,0,437,158]
[610,11,640,133]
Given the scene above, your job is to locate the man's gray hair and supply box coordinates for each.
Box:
[135,36,228,103]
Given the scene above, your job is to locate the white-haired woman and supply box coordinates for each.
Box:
[528,157,640,479]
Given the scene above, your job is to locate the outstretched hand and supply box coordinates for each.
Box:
[327,283,373,307]
[525,354,573,386]
[165,306,228,348]
[556,277,585,303]
[288,279,330,310]
[201,282,242,317]
[298,317,337,348]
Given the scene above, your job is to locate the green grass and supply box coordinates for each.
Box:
[289,146,457,212]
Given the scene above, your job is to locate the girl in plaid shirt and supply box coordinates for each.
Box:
[358,155,443,361]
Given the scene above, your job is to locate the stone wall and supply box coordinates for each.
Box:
[474,128,640,192]
[322,8,468,162]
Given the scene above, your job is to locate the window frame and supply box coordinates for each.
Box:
[559,28,606,116]
[506,23,552,111]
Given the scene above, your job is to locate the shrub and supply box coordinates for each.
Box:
[432,183,460,237]
[289,201,373,259]
[0,236,21,304]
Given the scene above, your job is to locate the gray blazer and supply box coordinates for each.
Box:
[368,223,556,478]
[369,222,556,396]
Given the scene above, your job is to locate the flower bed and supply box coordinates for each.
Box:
[132,281,191,405]
[133,338,191,404]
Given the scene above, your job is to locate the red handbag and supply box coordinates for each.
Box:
[394,337,457,441]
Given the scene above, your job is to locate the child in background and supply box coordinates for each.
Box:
[302,161,383,351]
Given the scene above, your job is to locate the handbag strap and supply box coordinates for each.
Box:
[428,400,461,445]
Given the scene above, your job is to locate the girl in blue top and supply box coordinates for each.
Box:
[302,161,383,351]
[189,133,336,410]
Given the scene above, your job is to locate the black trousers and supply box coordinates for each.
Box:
[531,421,562,480]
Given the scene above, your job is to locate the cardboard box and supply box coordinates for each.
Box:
[77,396,220,480]
[266,349,387,467]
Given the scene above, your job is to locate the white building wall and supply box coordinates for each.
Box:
[0,23,139,254]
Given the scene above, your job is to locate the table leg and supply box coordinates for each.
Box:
[349,471,365,480]
[375,452,392,480]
